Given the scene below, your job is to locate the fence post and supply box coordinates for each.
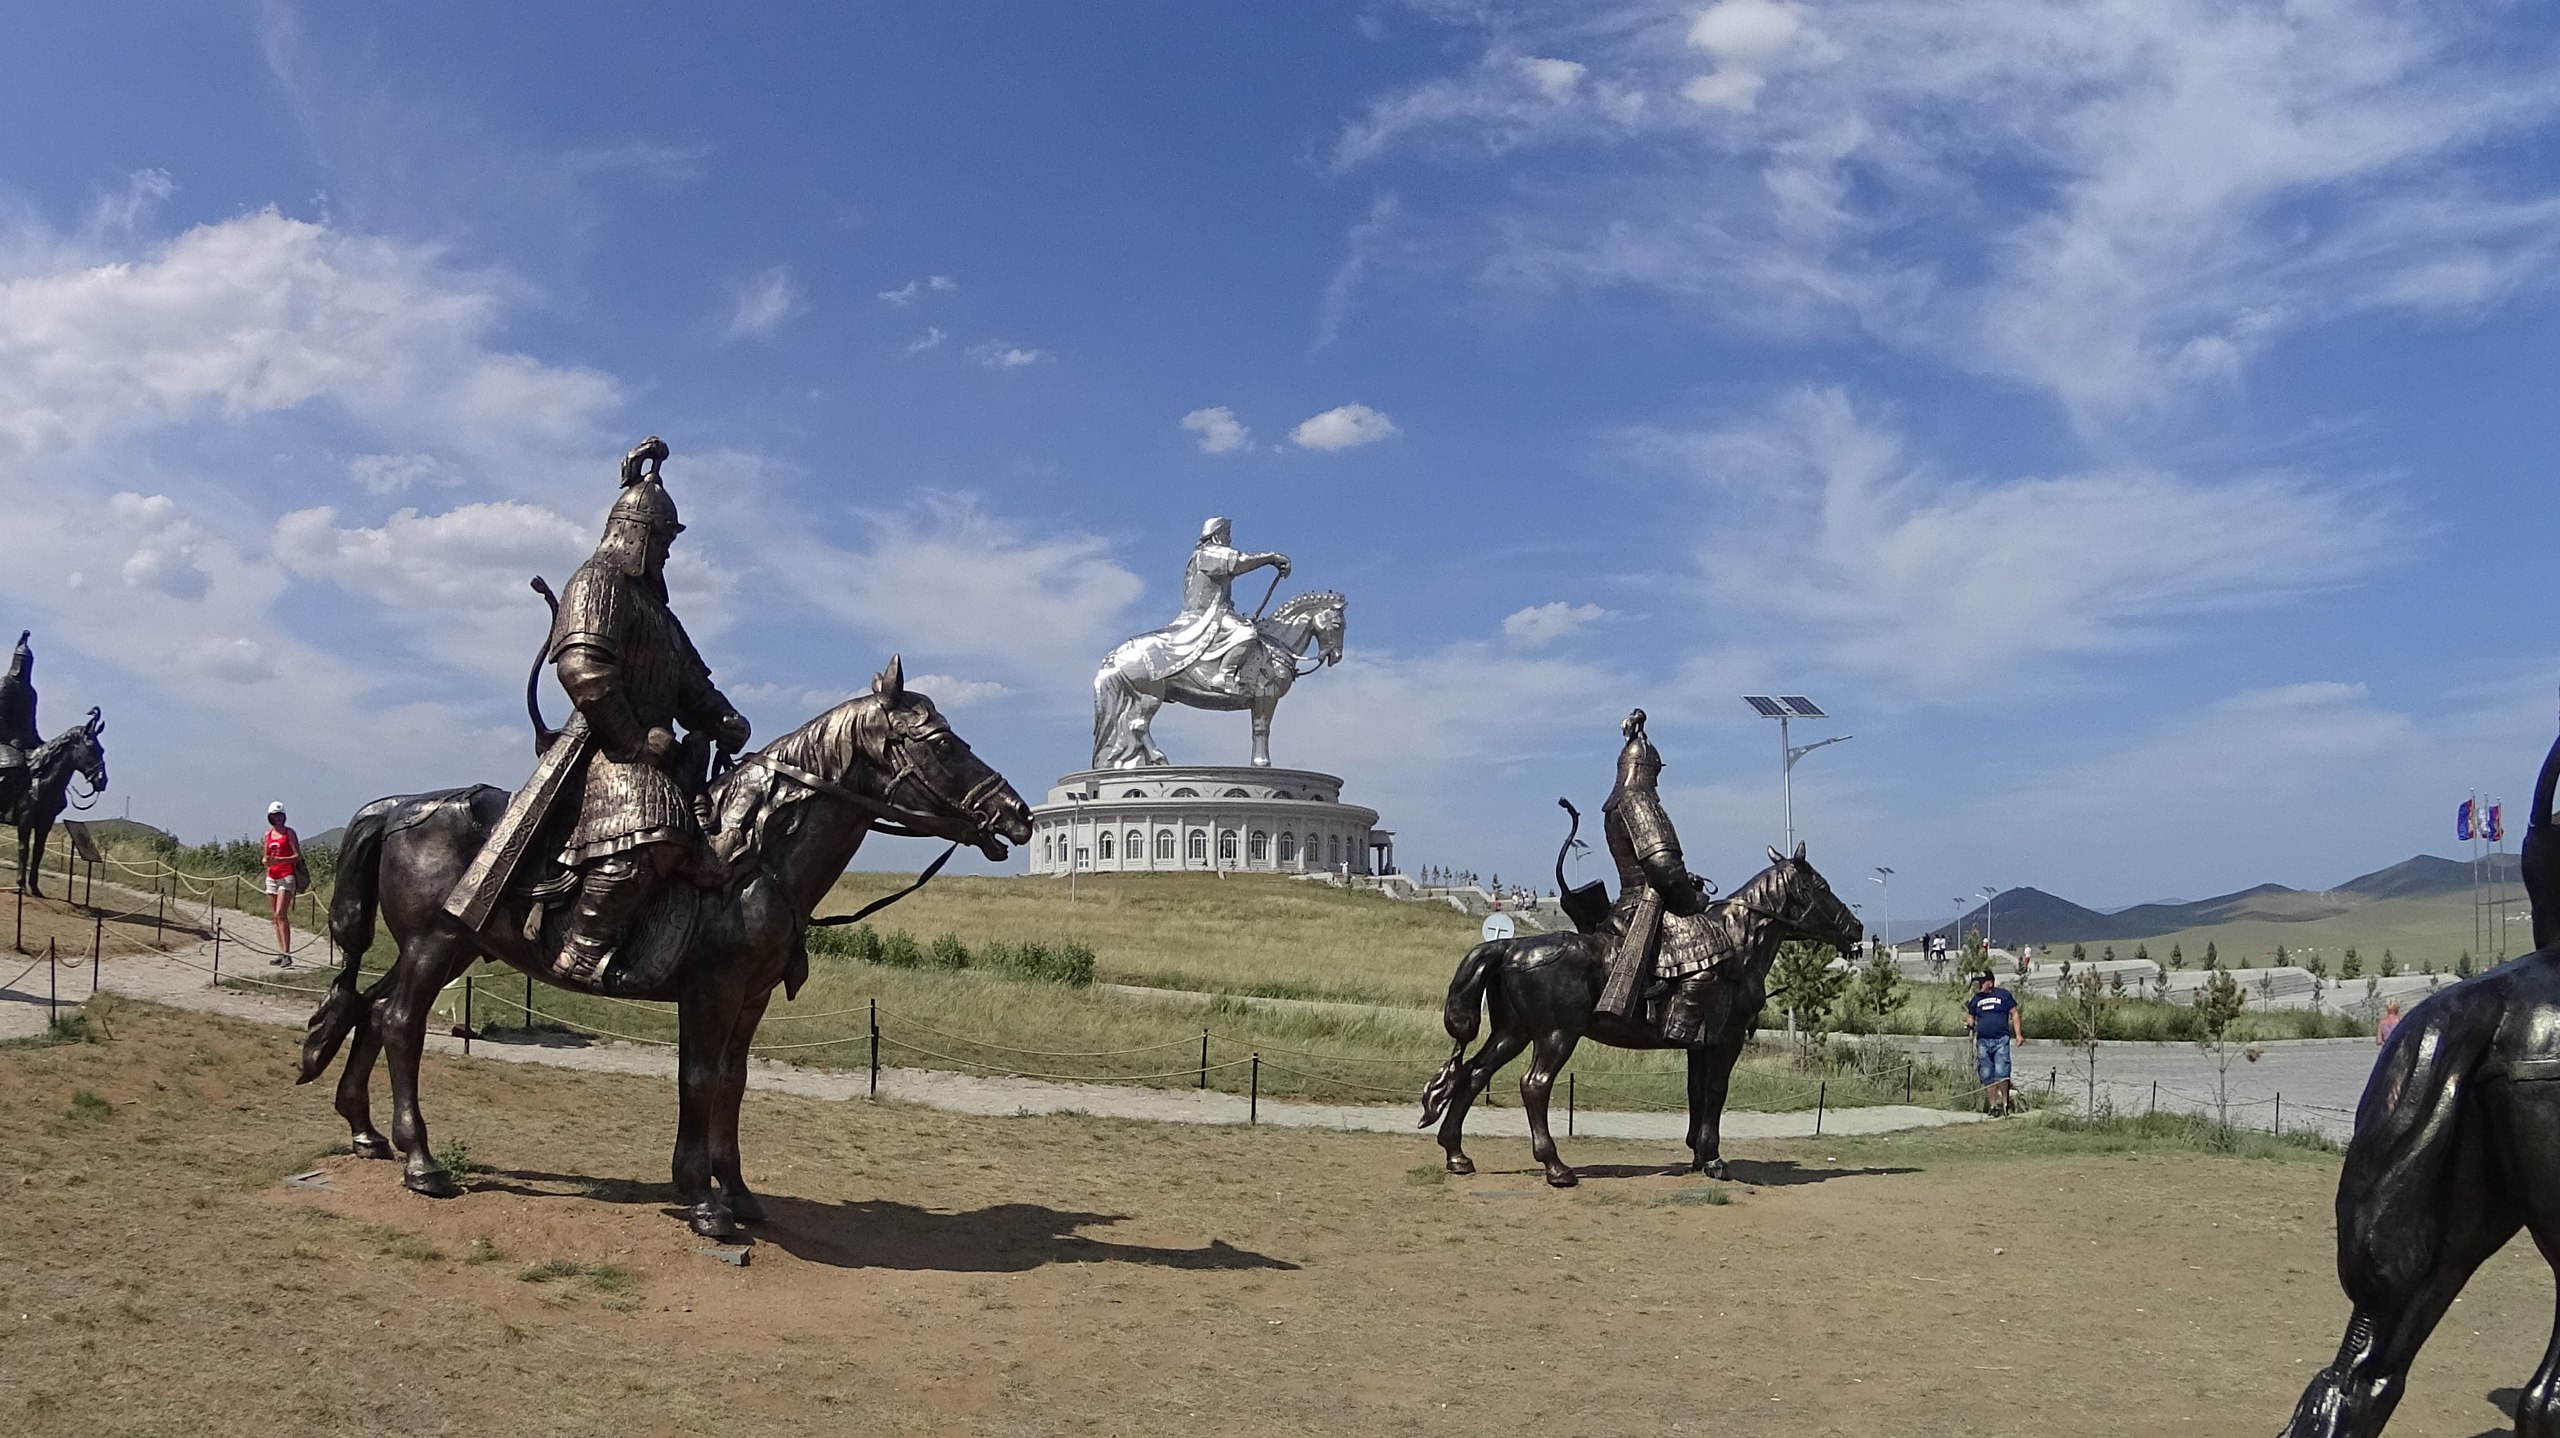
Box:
[524,972,534,1031]
[2150,1079,2158,1116]
[868,998,879,1098]
[1250,1054,1260,1125]
[1905,1064,1913,1104]
[1815,1079,1826,1137]
[2274,1092,2281,1137]
[462,977,474,1055]
[1199,1029,1209,1090]
[91,911,102,993]
[154,891,164,944]
[47,937,57,1025]
[212,920,222,985]
[2048,1068,2057,1101]
[1567,1072,1575,1136]
[13,882,21,952]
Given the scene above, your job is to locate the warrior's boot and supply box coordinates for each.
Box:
[1660,975,1721,1045]
[554,853,653,985]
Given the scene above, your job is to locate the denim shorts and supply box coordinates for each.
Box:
[1975,1034,2013,1085]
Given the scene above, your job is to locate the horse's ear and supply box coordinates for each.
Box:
[873,654,905,700]
[1793,839,1806,861]
[85,708,102,737]
[1767,845,1785,866]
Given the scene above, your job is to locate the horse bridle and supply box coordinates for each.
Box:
[736,720,1001,842]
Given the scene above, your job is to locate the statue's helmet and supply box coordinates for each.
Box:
[1614,708,1663,789]
[1199,516,1231,546]
[596,437,681,575]
[6,630,26,682]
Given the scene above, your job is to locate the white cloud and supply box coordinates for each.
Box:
[1502,601,1609,646]
[1332,1,2560,425]
[347,452,459,495]
[1291,403,1399,451]
[724,265,805,340]
[1519,57,1586,101]
[1181,405,1252,454]
[1646,387,2402,692]
[969,341,1048,369]
[877,275,958,305]
[907,674,1008,711]
[905,326,946,354]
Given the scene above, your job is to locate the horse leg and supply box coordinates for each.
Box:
[335,1007,393,1159]
[1129,692,1168,766]
[378,935,472,1197]
[2283,1185,2518,1436]
[1687,1041,1740,1178]
[1437,1027,1527,1176]
[711,989,774,1223]
[24,820,44,898]
[1251,697,1273,769]
[1521,1028,1583,1187]
[674,988,747,1240]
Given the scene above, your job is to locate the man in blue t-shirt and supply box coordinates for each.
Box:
[1966,970,2023,1117]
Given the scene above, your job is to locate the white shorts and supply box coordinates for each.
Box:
[265,876,297,896]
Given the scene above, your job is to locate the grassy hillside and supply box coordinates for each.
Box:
[2051,889,2526,975]
[823,870,1489,1005]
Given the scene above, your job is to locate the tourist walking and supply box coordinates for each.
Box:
[1966,969,2023,1116]
[262,801,305,965]
[2376,998,2403,1048]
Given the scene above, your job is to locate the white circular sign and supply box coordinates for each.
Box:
[1481,912,1517,942]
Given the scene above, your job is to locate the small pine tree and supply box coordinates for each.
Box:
[2134,942,2151,966]
[2169,943,2185,970]
[2071,942,2087,963]
[2101,943,2117,963]
[2203,941,2219,970]
[2458,950,2476,978]
[2381,948,2400,978]
[2194,968,2248,1127]
[2340,947,2362,980]
[2273,943,2288,967]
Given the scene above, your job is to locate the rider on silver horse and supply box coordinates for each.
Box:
[1162,517,1289,691]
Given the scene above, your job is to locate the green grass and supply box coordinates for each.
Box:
[2028,1108,2340,1158]
[1836,981,2371,1042]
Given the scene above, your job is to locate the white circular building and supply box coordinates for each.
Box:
[1027,765,1388,877]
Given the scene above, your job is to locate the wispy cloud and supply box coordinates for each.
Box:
[1334,0,2560,426]
[1291,403,1399,450]
[724,265,806,340]
[878,274,958,305]
[1181,405,1252,454]
[905,326,946,354]
[1502,600,1609,646]
[969,340,1048,369]
[1638,387,2406,693]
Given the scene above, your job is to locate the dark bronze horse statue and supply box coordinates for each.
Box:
[2,708,106,897]
[2284,727,2560,1436]
[297,659,1032,1238]
[1419,840,1860,1187]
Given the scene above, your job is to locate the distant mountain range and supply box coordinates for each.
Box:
[1930,853,2525,946]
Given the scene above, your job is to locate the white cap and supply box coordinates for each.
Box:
[267,800,287,815]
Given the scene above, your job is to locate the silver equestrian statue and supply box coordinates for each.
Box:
[1091,517,1345,768]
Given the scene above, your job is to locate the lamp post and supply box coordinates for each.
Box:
[1066,789,1090,901]
[1870,867,1893,957]
[1742,696,1850,853]
[1979,885,1998,950]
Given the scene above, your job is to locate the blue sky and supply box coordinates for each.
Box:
[5,1,2558,931]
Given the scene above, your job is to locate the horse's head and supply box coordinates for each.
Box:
[858,657,1032,860]
[1761,841,1858,958]
[40,708,107,794]
[1269,591,1347,668]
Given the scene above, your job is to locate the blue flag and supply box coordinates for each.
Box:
[2490,804,2505,843]
[2458,799,2475,841]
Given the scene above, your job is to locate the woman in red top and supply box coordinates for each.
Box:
[263,801,303,965]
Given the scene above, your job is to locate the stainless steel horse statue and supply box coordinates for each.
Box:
[1090,517,1345,768]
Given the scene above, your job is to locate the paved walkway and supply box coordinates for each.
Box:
[0,938,1984,1142]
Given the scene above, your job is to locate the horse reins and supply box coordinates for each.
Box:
[732,726,1003,929]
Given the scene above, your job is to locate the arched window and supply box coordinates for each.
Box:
[1249,830,1269,862]
[1327,834,1342,867]
[1187,829,1208,862]
[1277,832,1297,863]
[1218,830,1238,862]
[1170,787,1200,798]
[1155,830,1176,860]
[1127,829,1144,862]
[1223,787,1250,798]
[1122,789,1147,799]
[1097,831,1114,860]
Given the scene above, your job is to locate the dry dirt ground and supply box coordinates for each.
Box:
[1,1004,2548,1438]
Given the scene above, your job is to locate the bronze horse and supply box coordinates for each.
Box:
[2,708,106,897]
[297,660,1032,1238]
[1419,841,1860,1187]
[2284,729,2560,1436]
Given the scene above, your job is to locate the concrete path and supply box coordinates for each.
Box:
[0,937,1985,1142]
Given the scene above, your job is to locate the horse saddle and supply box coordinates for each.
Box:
[530,884,702,999]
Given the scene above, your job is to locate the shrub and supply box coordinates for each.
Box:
[875,929,924,968]
[926,933,972,970]
[982,939,1098,985]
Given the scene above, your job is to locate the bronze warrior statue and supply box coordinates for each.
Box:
[1599,709,1717,1041]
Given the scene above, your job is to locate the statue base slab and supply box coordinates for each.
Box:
[1026,765,1387,877]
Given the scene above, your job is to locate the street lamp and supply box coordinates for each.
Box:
[1065,789,1091,901]
[1979,886,1998,950]
[1742,695,1851,853]
[1870,867,1893,956]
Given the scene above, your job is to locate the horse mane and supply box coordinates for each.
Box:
[702,692,890,874]
[1269,589,1342,626]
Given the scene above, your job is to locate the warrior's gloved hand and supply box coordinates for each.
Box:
[715,712,751,752]
[639,727,678,765]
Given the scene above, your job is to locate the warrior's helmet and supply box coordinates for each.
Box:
[1199,516,1232,547]
[6,631,27,683]
[595,436,682,577]
[1615,708,1664,790]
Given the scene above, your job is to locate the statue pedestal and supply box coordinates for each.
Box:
[1027,766,1388,877]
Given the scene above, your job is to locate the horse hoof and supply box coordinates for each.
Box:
[404,1166,460,1199]
[688,1203,739,1241]
[351,1133,395,1160]
[1699,1158,1728,1181]
[726,1190,768,1225]
[1545,1167,1579,1189]
[1445,1154,1475,1177]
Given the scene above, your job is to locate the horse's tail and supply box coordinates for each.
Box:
[1419,941,1503,1127]
[297,800,392,1085]
[2334,989,2500,1299]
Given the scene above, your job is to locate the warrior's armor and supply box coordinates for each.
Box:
[1599,710,1719,1043]
[0,631,38,753]
[545,439,748,983]
[1145,518,1289,689]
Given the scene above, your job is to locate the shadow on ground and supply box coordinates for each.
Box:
[478,1168,1298,1273]
[1554,1159,1919,1187]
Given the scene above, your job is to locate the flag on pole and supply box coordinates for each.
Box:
[2458,799,2475,841]
[2489,803,2505,843]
